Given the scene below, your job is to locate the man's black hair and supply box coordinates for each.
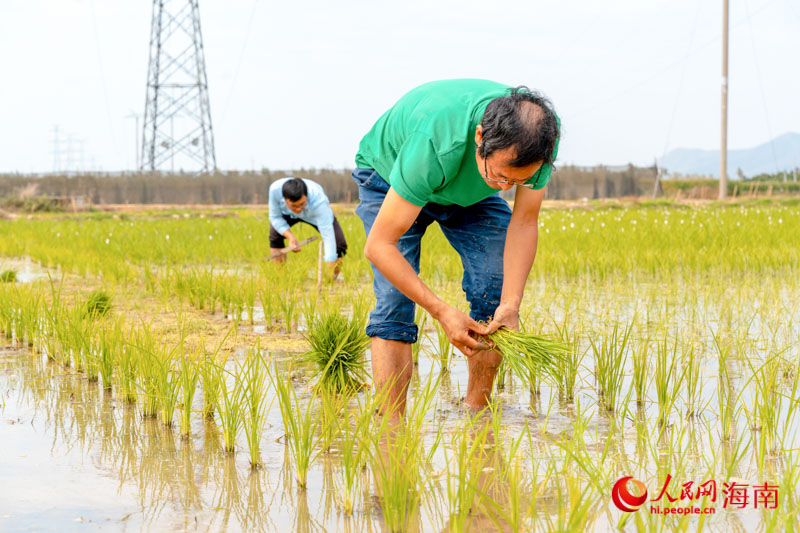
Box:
[478,86,559,168]
[281,177,308,202]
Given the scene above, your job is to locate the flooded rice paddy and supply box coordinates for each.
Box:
[1,202,800,532]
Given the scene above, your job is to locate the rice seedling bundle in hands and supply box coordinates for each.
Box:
[302,308,369,393]
[485,328,570,384]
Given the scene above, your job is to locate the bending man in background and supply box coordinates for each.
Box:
[268,177,348,279]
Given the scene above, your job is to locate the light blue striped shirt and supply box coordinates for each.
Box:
[268,178,338,262]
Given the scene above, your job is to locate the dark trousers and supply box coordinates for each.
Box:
[268,214,348,258]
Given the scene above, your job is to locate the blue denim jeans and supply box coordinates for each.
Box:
[352,167,512,343]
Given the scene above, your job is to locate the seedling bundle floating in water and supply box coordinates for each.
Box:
[485,328,570,384]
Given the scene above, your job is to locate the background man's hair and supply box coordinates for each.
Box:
[478,86,559,168]
[281,177,308,202]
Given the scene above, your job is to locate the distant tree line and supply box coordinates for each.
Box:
[0,168,359,206]
[5,164,795,207]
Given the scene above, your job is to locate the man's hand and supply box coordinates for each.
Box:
[287,234,300,252]
[485,303,520,335]
[325,258,342,282]
[435,305,491,357]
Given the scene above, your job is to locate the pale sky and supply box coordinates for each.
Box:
[1,0,798,173]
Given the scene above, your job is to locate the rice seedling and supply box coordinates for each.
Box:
[0,269,17,283]
[682,342,703,417]
[712,333,738,442]
[177,349,200,438]
[117,343,138,403]
[95,318,122,391]
[631,337,649,407]
[318,388,347,453]
[268,362,319,489]
[742,347,787,464]
[443,415,495,533]
[128,324,162,418]
[198,332,230,419]
[591,323,631,413]
[429,317,453,372]
[150,333,185,427]
[552,321,583,402]
[368,372,438,532]
[301,307,369,394]
[241,344,270,468]
[215,361,245,453]
[336,393,381,518]
[83,290,112,319]
[478,406,528,532]
[653,335,683,428]
[486,327,569,386]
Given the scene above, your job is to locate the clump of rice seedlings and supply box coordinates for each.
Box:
[279,285,297,333]
[368,372,437,532]
[143,330,184,426]
[743,347,786,463]
[117,343,138,403]
[268,362,319,489]
[302,307,369,393]
[334,403,371,516]
[552,321,584,402]
[430,318,453,372]
[129,325,161,417]
[631,337,649,407]
[95,318,122,391]
[241,344,270,468]
[653,335,685,429]
[591,323,631,413]
[485,328,569,385]
[177,350,200,438]
[712,332,738,441]
[480,413,528,532]
[83,290,112,319]
[257,270,276,328]
[318,389,347,453]
[443,413,498,533]
[682,342,703,417]
[0,270,17,283]
[155,354,181,427]
[215,361,245,453]
[199,333,230,418]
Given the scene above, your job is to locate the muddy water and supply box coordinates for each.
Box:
[1,301,797,532]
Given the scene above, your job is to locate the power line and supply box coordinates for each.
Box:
[661,0,704,161]
[220,0,260,128]
[90,0,120,162]
[744,0,781,178]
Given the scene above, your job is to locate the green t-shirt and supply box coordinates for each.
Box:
[355,79,558,207]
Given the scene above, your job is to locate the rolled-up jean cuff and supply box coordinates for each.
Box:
[365,321,418,344]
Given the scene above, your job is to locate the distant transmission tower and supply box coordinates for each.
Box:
[141,0,216,172]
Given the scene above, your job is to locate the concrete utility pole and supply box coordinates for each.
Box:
[719,0,729,200]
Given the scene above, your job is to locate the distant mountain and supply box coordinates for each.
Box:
[659,132,800,178]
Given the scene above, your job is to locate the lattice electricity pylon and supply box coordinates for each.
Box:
[140,0,216,172]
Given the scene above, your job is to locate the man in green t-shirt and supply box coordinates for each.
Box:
[353,79,560,418]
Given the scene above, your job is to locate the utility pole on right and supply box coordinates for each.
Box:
[719,0,729,200]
